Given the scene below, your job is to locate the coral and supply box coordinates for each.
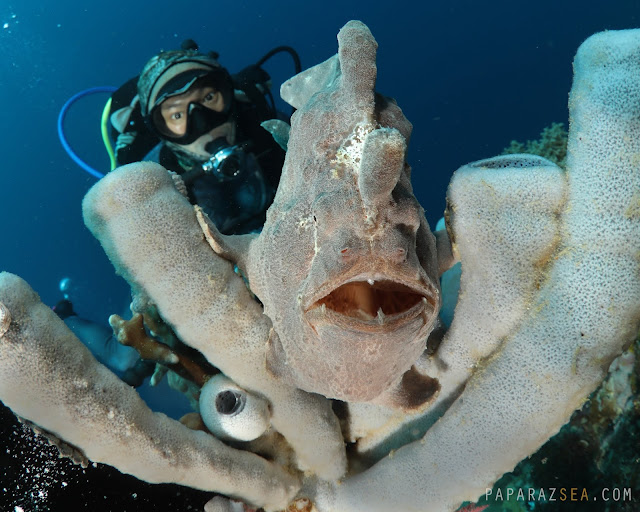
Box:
[483,337,640,512]
[81,159,347,485]
[1,20,640,512]
[457,506,489,512]
[111,313,202,385]
[0,272,300,510]
[129,292,211,406]
[307,26,640,511]
[502,122,568,167]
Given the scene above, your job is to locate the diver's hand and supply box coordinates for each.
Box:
[115,132,137,152]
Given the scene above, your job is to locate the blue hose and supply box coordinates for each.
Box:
[58,86,117,180]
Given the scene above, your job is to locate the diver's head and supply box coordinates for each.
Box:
[138,50,235,160]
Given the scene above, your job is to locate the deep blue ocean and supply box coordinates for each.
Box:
[0,1,639,510]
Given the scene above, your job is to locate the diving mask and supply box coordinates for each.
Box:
[146,70,234,145]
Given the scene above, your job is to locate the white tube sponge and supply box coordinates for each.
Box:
[431,154,566,387]
[82,162,346,480]
[200,374,271,442]
[0,272,298,511]
[356,154,567,458]
[313,29,640,511]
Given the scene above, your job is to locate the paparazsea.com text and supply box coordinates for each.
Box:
[486,487,633,503]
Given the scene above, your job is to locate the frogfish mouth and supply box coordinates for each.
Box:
[306,274,437,331]
[288,258,440,404]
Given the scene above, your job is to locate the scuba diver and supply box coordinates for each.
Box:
[53,40,300,397]
[108,39,299,234]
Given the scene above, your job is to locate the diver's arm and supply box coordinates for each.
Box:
[63,316,140,374]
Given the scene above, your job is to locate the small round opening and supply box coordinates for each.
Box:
[215,390,244,415]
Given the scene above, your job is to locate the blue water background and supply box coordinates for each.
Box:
[0,1,638,324]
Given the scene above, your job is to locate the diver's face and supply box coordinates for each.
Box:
[159,84,235,159]
[160,85,225,136]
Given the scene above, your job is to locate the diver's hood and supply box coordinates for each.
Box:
[137,50,235,146]
[138,51,227,117]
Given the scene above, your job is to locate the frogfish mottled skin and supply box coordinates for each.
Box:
[241,22,441,404]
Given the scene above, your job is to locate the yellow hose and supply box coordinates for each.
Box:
[101,97,117,171]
